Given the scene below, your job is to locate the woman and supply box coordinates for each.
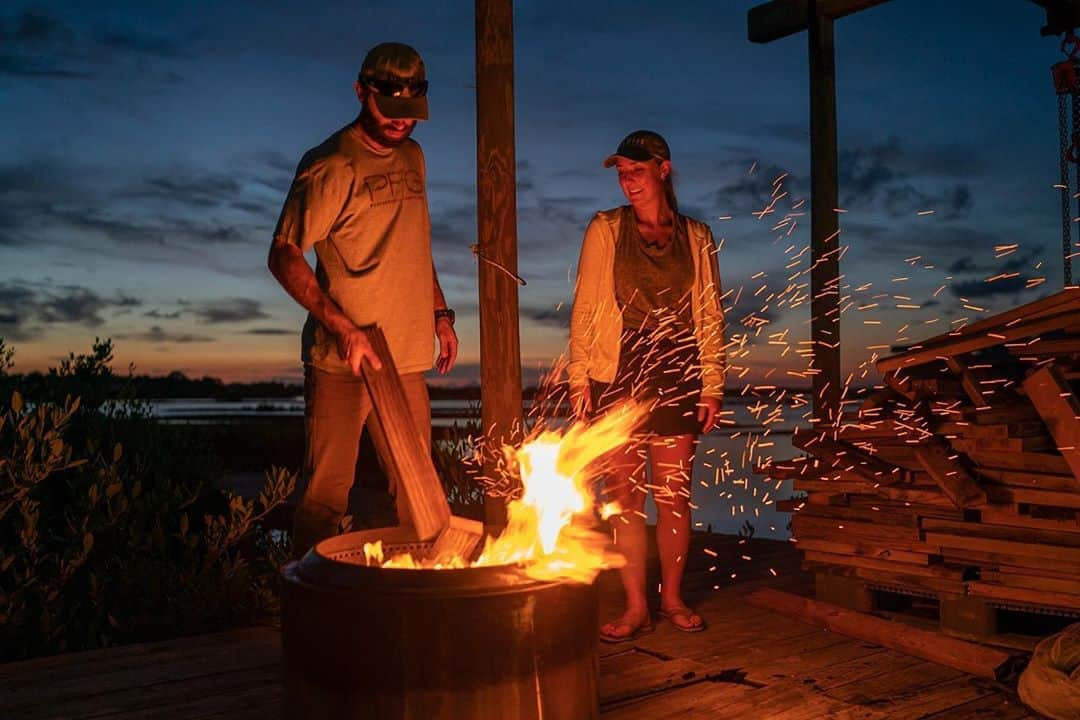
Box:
[569,130,726,642]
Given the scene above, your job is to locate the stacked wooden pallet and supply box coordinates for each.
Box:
[766,288,1080,643]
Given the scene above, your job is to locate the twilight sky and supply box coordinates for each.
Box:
[0,0,1070,384]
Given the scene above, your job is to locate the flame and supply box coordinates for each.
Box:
[362,401,644,583]
[475,401,644,582]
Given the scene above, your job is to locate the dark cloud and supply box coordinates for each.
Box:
[949,274,1029,299]
[144,308,183,320]
[126,173,244,209]
[884,183,973,219]
[245,327,295,335]
[522,304,569,328]
[190,298,268,324]
[0,7,188,81]
[0,280,143,341]
[116,325,215,344]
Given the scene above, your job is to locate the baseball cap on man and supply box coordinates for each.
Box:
[603,130,671,167]
[359,42,429,121]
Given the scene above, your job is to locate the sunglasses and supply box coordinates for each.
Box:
[361,76,429,98]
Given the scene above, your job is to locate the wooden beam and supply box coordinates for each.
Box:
[914,440,988,509]
[1022,363,1080,481]
[745,588,1016,680]
[808,2,842,423]
[944,357,990,409]
[476,0,523,529]
[748,0,893,43]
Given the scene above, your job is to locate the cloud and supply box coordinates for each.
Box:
[522,304,569,328]
[189,298,269,324]
[144,308,183,319]
[244,327,296,335]
[115,325,215,344]
[0,280,143,341]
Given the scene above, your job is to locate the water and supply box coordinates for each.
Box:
[146,397,796,540]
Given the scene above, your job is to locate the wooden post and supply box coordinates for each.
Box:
[476,0,523,528]
[808,1,842,424]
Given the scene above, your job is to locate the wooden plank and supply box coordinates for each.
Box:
[914,441,988,508]
[795,537,932,564]
[976,467,1080,492]
[925,532,1080,564]
[598,650,710,707]
[0,629,279,710]
[946,356,990,408]
[792,433,902,485]
[747,0,894,43]
[967,448,1073,475]
[967,580,1080,611]
[808,3,841,423]
[919,692,1038,720]
[802,550,960,578]
[878,304,1080,374]
[476,0,524,528]
[10,664,280,720]
[1022,363,1080,481]
[980,570,1080,595]
[879,289,1080,371]
[360,326,450,540]
[922,516,1080,547]
[746,589,1016,680]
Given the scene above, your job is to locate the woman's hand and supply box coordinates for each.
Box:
[570,385,593,421]
[697,396,721,433]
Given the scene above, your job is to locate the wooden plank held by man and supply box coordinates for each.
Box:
[359,325,484,558]
[360,325,452,541]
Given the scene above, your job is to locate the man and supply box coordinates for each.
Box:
[268,42,458,555]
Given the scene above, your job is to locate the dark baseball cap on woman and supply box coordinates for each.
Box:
[603,130,671,167]
[359,42,429,121]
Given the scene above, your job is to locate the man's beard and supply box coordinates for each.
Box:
[359,103,411,148]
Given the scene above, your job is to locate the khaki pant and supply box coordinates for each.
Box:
[292,365,431,556]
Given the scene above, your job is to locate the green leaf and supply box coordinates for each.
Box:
[113,443,123,462]
[106,483,122,499]
[83,532,94,554]
[179,513,189,537]
[11,391,22,414]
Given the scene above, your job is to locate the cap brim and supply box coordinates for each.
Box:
[372,93,429,121]
[602,147,654,167]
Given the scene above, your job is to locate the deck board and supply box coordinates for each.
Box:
[0,535,1039,719]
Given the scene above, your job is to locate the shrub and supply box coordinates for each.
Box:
[0,340,294,661]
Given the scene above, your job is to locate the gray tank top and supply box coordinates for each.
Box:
[613,205,694,332]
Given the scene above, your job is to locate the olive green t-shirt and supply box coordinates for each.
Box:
[273,120,435,375]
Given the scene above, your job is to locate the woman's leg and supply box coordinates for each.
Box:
[601,441,650,638]
[650,434,704,630]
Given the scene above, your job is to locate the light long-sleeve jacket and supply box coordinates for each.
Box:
[568,207,726,398]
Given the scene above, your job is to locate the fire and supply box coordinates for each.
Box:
[476,401,643,582]
[362,401,644,582]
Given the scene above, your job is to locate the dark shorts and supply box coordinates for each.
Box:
[590,326,703,437]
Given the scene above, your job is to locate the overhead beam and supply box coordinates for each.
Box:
[748,0,893,43]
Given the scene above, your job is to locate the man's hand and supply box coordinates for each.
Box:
[334,324,381,375]
[435,317,458,375]
[697,396,721,433]
[570,385,592,420]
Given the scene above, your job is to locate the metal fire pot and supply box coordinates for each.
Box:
[281,529,599,720]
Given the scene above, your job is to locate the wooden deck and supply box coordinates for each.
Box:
[0,535,1038,719]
